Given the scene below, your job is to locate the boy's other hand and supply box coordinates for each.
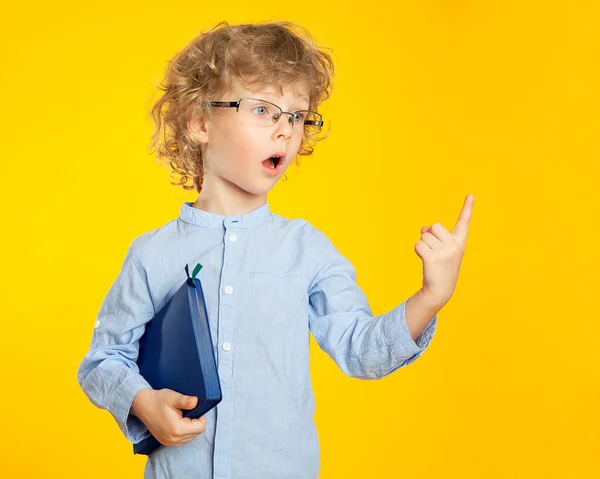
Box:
[131,388,206,447]
[415,193,474,306]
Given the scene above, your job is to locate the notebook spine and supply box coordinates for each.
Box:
[190,278,221,398]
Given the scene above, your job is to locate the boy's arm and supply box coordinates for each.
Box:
[405,288,445,341]
[308,226,438,380]
[77,243,154,444]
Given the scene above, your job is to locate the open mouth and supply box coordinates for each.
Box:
[262,153,286,175]
[267,156,281,169]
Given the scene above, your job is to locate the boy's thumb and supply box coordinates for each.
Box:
[175,394,198,409]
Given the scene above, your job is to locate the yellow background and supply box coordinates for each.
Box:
[1,1,598,477]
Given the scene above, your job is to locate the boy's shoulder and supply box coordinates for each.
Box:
[270,212,337,248]
[270,212,334,247]
[126,216,179,261]
[270,211,321,233]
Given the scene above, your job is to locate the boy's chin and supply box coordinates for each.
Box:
[237,183,275,197]
[245,176,286,195]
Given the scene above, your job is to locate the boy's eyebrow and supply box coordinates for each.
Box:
[250,90,310,109]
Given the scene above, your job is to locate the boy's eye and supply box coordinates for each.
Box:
[292,112,306,123]
[252,106,270,116]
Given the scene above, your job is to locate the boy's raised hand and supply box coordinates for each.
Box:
[414,194,474,307]
[131,388,207,447]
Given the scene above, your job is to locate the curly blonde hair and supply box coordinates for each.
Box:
[147,20,335,193]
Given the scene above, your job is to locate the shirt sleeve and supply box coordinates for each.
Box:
[308,226,438,380]
[76,242,154,444]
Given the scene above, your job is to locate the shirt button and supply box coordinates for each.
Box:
[224,285,234,295]
[222,341,232,351]
[229,233,237,242]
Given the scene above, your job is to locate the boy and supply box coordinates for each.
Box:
[77,20,468,479]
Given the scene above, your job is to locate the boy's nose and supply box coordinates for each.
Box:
[273,113,295,136]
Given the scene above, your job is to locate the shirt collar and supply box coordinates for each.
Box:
[178,201,272,230]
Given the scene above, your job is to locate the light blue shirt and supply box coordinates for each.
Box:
[77,200,438,479]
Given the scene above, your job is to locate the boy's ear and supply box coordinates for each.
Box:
[187,114,210,144]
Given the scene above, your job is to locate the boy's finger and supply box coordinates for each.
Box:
[177,431,204,443]
[179,415,206,433]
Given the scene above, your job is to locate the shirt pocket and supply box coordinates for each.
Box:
[247,270,308,332]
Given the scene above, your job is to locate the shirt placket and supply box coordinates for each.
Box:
[213,218,240,479]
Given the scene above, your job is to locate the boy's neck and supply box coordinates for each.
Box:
[191,182,268,217]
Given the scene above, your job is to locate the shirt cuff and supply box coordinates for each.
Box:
[108,372,153,444]
[383,298,438,369]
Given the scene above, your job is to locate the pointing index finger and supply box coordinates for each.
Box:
[452,194,474,238]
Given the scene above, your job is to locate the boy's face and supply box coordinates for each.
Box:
[188,79,311,204]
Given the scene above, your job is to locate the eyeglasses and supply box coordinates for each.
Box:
[208,98,324,135]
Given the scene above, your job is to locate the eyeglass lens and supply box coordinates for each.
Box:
[238,98,321,133]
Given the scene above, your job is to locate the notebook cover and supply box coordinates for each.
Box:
[132,265,222,456]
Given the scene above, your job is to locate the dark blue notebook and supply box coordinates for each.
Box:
[132,263,222,456]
